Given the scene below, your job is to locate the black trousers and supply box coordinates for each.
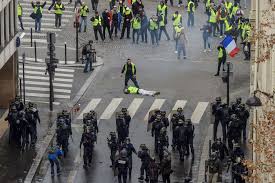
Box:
[213,117,227,142]
[111,23,118,37]
[103,24,112,39]
[216,58,226,74]
[91,0,98,10]
[118,171,127,183]
[93,26,104,41]
[120,22,131,38]
[125,75,139,88]
[162,174,171,183]
[159,26,170,41]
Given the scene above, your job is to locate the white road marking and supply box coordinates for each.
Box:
[127,98,144,117]
[18,56,75,65]
[20,32,26,39]
[21,38,47,43]
[19,75,73,82]
[191,102,209,124]
[24,80,72,88]
[19,65,75,73]
[22,16,70,22]
[25,99,60,105]
[100,98,123,120]
[18,21,55,26]
[25,92,70,99]
[22,7,75,14]
[23,27,62,32]
[77,98,102,120]
[144,99,166,121]
[19,70,74,78]
[168,100,187,119]
[25,86,71,93]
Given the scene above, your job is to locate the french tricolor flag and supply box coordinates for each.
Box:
[221,36,240,58]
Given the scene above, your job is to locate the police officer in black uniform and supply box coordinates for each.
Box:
[25,102,40,145]
[116,112,128,144]
[171,113,179,150]
[211,138,229,161]
[120,137,137,178]
[185,119,195,159]
[107,132,118,167]
[115,149,129,183]
[176,107,185,121]
[236,104,250,142]
[121,108,131,137]
[56,117,70,157]
[80,127,96,168]
[174,119,187,161]
[231,157,248,183]
[151,115,165,153]
[160,111,169,127]
[212,97,227,141]
[227,114,242,150]
[158,127,169,162]
[138,144,151,181]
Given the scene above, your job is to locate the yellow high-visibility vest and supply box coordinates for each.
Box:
[157,4,167,15]
[54,4,64,15]
[225,19,232,32]
[92,17,102,27]
[34,6,43,14]
[17,5,22,16]
[149,19,158,30]
[187,1,195,13]
[209,9,217,23]
[124,63,136,75]
[132,18,141,29]
[80,5,88,17]
[172,14,181,26]
[218,47,223,58]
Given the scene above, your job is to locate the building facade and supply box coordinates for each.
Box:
[249,0,275,182]
[0,0,18,108]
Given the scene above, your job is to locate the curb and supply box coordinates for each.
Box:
[0,110,9,139]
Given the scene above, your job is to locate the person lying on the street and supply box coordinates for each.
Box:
[124,86,160,97]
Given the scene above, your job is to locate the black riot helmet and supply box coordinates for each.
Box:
[140,144,148,150]
[216,97,222,103]
[210,152,218,160]
[28,102,34,108]
[11,105,17,112]
[177,107,183,113]
[236,97,242,104]
[120,149,128,158]
[161,111,166,116]
[121,108,127,113]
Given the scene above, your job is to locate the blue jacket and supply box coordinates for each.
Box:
[48,148,63,160]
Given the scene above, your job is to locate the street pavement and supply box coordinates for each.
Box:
[36,0,250,183]
[0,0,251,183]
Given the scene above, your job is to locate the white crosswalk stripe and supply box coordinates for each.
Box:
[191,102,209,124]
[77,98,209,124]
[18,56,75,65]
[19,0,75,46]
[19,63,74,101]
[77,99,102,120]
[168,100,187,119]
[144,99,166,121]
[100,98,123,120]
[127,98,144,117]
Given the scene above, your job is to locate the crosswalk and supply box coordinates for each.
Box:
[19,0,75,45]
[19,63,75,101]
[76,98,210,125]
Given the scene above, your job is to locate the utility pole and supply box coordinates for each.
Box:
[22,53,26,105]
[226,62,230,105]
[74,8,80,62]
[46,32,58,111]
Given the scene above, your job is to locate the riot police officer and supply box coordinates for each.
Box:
[5,105,19,144]
[148,109,161,124]
[121,108,131,136]
[158,127,169,162]
[17,110,28,150]
[212,97,227,141]
[56,118,70,157]
[120,137,137,178]
[107,132,118,167]
[231,157,248,183]
[236,104,250,142]
[160,111,169,127]
[115,149,129,183]
[25,102,40,144]
[211,138,229,161]
[11,96,24,112]
[176,107,185,121]
[205,152,222,183]
[148,157,159,183]
[80,127,96,168]
[185,119,195,158]
[160,150,172,183]
[230,97,242,115]
[171,113,179,150]
[151,115,165,153]
[138,144,151,181]
[174,119,187,161]
[116,112,128,144]
[227,114,242,150]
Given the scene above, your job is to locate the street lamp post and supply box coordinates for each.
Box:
[226,62,230,105]
[74,8,80,63]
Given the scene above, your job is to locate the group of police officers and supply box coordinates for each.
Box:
[5,96,40,150]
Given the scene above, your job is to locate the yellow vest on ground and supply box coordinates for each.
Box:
[92,17,102,27]
[54,4,64,15]
[80,5,88,17]
[127,86,139,94]
[149,19,158,30]
[17,5,22,16]
[209,9,216,23]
